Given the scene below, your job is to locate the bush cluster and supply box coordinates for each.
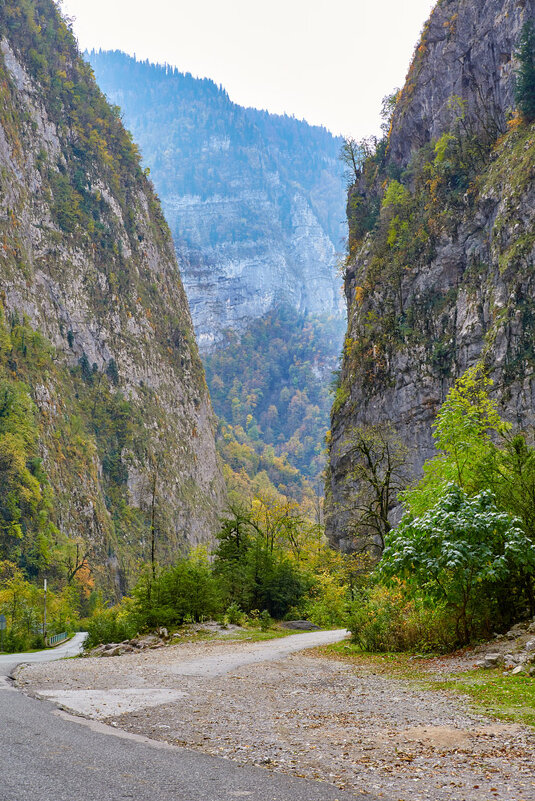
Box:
[349,365,535,653]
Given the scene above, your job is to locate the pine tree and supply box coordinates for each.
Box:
[515,20,535,122]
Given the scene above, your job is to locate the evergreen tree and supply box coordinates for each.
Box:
[515,20,535,122]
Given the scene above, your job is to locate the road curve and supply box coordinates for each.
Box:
[0,631,88,678]
[0,629,380,801]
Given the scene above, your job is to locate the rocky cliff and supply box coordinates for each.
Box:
[327,0,535,552]
[0,0,224,589]
[88,51,345,351]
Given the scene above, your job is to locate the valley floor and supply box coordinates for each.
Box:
[17,634,535,801]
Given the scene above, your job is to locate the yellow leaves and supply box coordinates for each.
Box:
[507,114,523,131]
[354,286,365,305]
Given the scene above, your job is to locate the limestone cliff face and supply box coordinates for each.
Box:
[327,0,535,551]
[0,1,224,585]
[170,186,342,352]
[88,51,346,352]
[388,0,527,165]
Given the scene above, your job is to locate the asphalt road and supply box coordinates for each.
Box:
[0,632,378,801]
[0,632,88,678]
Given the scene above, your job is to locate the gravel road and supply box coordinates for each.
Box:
[19,631,535,801]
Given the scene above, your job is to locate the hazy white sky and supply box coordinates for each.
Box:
[58,0,436,138]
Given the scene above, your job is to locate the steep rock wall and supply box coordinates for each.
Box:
[0,1,225,586]
[88,51,346,352]
[327,0,535,552]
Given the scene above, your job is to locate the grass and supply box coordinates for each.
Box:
[321,641,535,729]
[321,641,421,677]
[430,670,535,728]
[171,623,298,644]
[218,628,294,642]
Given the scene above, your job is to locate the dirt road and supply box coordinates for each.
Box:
[18,631,535,801]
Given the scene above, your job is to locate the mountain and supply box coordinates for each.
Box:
[87,49,346,495]
[327,0,535,552]
[0,0,224,592]
[87,50,346,351]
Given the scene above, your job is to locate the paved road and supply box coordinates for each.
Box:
[0,632,88,679]
[0,630,378,801]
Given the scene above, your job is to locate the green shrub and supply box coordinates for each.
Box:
[379,485,535,643]
[348,584,457,653]
[225,602,244,626]
[260,609,272,631]
[85,607,137,649]
[303,571,349,627]
[132,550,222,630]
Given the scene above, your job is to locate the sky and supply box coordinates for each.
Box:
[58,0,436,138]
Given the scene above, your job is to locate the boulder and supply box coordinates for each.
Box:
[281,620,320,631]
[483,653,503,669]
[101,646,122,657]
[88,645,107,657]
[136,634,160,648]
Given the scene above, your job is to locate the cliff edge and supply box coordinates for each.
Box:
[327,0,535,552]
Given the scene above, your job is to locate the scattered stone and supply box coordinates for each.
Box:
[483,653,503,669]
[88,645,107,657]
[524,638,535,652]
[503,654,519,670]
[506,622,528,639]
[89,632,170,657]
[281,620,320,631]
[136,634,160,648]
[101,646,122,657]
[157,627,169,640]
[510,665,525,675]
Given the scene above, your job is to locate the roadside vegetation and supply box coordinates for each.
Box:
[329,22,535,660]
[83,503,369,650]
[348,365,535,654]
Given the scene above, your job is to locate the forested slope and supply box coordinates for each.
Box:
[0,0,224,595]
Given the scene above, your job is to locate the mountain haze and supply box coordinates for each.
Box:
[87,50,346,352]
[88,49,346,496]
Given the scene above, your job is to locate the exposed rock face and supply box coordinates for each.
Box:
[0,1,224,584]
[327,0,535,551]
[88,51,346,352]
[388,0,528,165]
[172,188,342,351]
